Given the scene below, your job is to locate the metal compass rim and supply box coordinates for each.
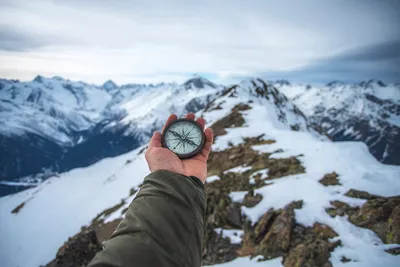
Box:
[161,118,205,159]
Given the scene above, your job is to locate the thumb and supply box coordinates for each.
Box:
[149,132,163,149]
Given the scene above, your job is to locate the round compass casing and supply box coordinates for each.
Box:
[161,118,205,159]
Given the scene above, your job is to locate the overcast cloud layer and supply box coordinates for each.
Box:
[0,0,399,84]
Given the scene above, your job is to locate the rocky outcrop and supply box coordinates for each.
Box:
[255,206,295,258]
[349,196,400,244]
[209,104,248,137]
[326,193,400,247]
[319,172,341,186]
[202,228,241,265]
[345,189,381,200]
[239,202,339,267]
[45,220,121,267]
[326,200,358,218]
[207,136,304,181]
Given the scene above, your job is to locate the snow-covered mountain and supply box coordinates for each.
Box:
[276,79,400,165]
[1,78,399,267]
[0,75,219,196]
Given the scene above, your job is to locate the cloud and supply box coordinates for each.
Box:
[0,0,399,83]
[0,25,71,51]
[249,39,400,83]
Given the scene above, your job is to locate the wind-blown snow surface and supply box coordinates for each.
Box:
[1,79,399,267]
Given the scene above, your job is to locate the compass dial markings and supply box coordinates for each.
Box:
[163,120,204,156]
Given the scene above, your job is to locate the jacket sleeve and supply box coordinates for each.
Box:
[88,170,206,267]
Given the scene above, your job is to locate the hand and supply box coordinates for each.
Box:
[145,113,213,183]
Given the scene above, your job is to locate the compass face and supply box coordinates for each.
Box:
[162,119,205,158]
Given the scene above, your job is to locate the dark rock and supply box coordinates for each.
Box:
[326,200,358,217]
[256,206,294,258]
[290,124,300,131]
[345,189,381,200]
[340,256,352,262]
[91,200,126,224]
[45,219,121,267]
[385,246,400,255]
[312,223,338,239]
[226,202,243,228]
[243,191,263,208]
[202,227,240,265]
[235,103,251,111]
[284,223,340,267]
[319,172,341,186]
[284,240,333,267]
[288,200,304,210]
[11,201,25,214]
[210,104,246,137]
[46,229,102,267]
[349,196,400,243]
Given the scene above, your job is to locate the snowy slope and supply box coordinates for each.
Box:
[0,76,111,144]
[1,78,399,267]
[275,79,400,165]
[0,76,220,195]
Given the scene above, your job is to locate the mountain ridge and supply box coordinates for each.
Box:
[0,75,399,196]
[1,76,399,267]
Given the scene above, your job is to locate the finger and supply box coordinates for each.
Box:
[162,114,177,132]
[196,117,206,130]
[201,128,213,158]
[186,112,195,120]
[148,132,162,149]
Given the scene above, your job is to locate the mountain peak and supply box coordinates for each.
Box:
[102,80,118,91]
[33,75,45,83]
[274,79,291,86]
[359,79,386,88]
[326,80,345,87]
[183,75,216,89]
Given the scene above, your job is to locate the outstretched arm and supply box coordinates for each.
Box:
[88,113,213,267]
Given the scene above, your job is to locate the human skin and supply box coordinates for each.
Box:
[145,113,213,183]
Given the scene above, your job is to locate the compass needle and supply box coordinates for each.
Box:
[162,118,205,159]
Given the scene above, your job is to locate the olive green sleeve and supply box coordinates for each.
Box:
[88,170,206,267]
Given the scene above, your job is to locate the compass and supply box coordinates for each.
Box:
[162,118,205,159]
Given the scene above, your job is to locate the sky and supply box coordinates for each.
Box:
[0,0,399,85]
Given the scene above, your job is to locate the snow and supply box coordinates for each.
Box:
[0,77,112,144]
[204,85,400,266]
[0,147,150,267]
[209,256,283,267]
[1,78,399,267]
[0,180,40,186]
[207,175,221,183]
[0,76,220,145]
[224,165,252,174]
[229,191,248,203]
[214,228,244,244]
[250,168,269,179]
[277,81,400,137]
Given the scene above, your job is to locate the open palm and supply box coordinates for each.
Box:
[145,113,213,183]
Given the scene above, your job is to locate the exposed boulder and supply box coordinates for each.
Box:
[209,104,247,137]
[242,190,263,208]
[255,206,295,259]
[349,196,400,244]
[202,227,241,265]
[284,223,339,267]
[239,202,339,266]
[345,189,381,200]
[325,200,358,217]
[319,172,341,186]
[45,220,121,267]
[284,239,334,267]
